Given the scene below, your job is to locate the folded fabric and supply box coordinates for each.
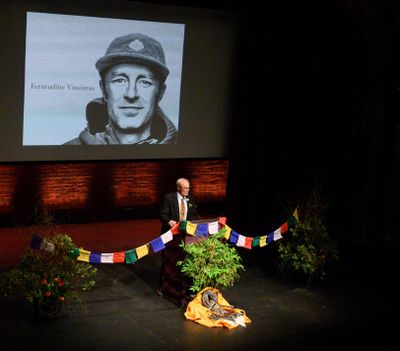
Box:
[184,287,251,329]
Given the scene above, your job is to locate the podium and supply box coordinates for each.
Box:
[183,218,219,245]
[159,218,221,307]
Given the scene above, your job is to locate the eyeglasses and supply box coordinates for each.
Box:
[181,186,190,190]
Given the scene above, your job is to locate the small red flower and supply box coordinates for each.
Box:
[43,291,51,297]
[58,296,65,303]
[41,278,47,285]
[58,279,65,287]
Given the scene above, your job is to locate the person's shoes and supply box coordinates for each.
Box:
[156,288,163,297]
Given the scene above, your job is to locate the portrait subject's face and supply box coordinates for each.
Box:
[101,63,164,133]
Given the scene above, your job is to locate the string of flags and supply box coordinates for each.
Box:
[30,209,299,265]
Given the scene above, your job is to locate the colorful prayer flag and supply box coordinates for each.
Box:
[179,220,187,232]
[229,231,239,244]
[77,249,91,262]
[136,244,149,259]
[244,237,253,249]
[89,252,101,263]
[218,217,227,225]
[171,223,181,235]
[100,253,114,263]
[259,236,267,247]
[151,237,165,253]
[113,252,125,263]
[30,234,42,250]
[161,230,173,244]
[125,249,137,264]
[208,221,219,234]
[223,225,232,240]
[288,216,297,228]
[280,222,289,234]
[251,237,260,247]
[185,221,196,236]
[274,228,283,241]
[293,208,299,222]
[236,234,246,247]
[196,224,209,237]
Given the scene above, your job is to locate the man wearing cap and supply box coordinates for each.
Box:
[64,33,178,145]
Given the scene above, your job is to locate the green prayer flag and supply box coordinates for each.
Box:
[125,249,137,264]
[69,247,80,258]
[287,216,297,228]
[251,237,260,247]
[179,220,187,232]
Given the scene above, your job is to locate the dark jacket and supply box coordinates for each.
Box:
[160,192,197,234]
[64,98,178,145]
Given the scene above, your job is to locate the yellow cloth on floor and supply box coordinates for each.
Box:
[184,287,251,329]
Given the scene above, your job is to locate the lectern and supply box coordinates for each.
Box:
[159,218,221,307]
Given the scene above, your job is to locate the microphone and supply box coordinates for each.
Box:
[184,197,200,218]
[185,197,197,209]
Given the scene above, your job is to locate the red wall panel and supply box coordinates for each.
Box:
[0,160,229,219]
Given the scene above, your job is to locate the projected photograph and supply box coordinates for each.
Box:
[23,12,185,145]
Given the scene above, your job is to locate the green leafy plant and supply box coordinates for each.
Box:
[276,185,339,283]
[177,229,245,294]
[0,233,97,317]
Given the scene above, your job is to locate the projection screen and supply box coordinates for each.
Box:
[0,0,240,162]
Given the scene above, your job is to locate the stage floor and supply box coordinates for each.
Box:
[0,245,396,351]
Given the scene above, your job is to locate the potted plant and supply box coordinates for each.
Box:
[177,229,252,328]
[275,185,339,283]
[177,228,245,295]
[0,233,97,318]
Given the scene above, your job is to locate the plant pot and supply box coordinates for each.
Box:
[35,299,61,319]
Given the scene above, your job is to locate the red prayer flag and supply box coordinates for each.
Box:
[244,237,253,249]
[113,252,125,263]
[280,222,289,234]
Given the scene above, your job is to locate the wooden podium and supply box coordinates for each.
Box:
[183,218,219,244]
[159,218,221,307]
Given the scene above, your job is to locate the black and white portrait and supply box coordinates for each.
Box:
[23,12,185,145]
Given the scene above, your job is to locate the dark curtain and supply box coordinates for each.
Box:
[226,0,400,253]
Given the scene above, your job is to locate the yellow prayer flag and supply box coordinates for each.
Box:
[259,236,267,247]
[136,244,149,259]
[185,222,197,236]
[224,225,232,240]
[293,208,299,222]
[77,248,90,262]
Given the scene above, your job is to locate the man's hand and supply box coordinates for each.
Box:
[169,220,177,227]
